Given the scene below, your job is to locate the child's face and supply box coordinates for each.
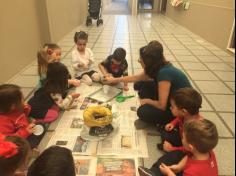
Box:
[170,99,183,117]
[48,49,61,63]
[111,58,122,65]
[76,39,87,52]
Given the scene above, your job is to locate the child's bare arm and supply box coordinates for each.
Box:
[98,63,111,77]
[169,156,188,173]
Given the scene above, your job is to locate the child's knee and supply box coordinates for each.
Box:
[91,72,101,82]
[81,74,93,86]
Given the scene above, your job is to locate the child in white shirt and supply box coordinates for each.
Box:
[72,31,101,86]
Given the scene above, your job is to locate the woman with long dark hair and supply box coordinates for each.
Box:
[105,41,191,128]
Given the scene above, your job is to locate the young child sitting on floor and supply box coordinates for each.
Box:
[27,146,76,176]
[0,134,31,176]
[99,47,129,91]
[157,88,202,152]
[0,84,43,148]
[72,31,101,85]
[28,62,80,122]
[37,43,80,88]
[138,118,219,176]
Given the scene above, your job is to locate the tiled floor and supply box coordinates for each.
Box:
[6,13,235,176]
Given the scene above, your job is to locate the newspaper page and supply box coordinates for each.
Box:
[73,156,97,176]
[96,157,138,176]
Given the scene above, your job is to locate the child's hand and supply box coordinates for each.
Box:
[105,73,113,78]
[69,79,80,87]
[103,76,116,84]
[165,123,174,131]
[70,93,80,99]
[26,123,36,134]
[163,141,173,152]
[159,163,176,176]
[123,85,129,91]
[169,164,181,173]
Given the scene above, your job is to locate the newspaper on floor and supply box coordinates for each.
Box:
[47,129,98,155]
[96,156,139,176]
[73,156,139,176]
[73,156,97,176]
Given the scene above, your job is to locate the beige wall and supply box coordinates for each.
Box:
[165,0,235,51]
[0,0,47,83]
[0,0,87,83]
[46,0,88,42]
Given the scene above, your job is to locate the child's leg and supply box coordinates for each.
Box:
[151,151,185,176]
[81,74,93,86]
[34,105,59,123]
[159,128,182,147]
[91,72,101,82]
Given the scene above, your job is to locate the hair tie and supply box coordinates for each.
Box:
[0,134,18,158]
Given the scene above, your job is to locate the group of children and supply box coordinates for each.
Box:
[0,30,219,176]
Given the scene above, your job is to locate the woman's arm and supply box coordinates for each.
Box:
[140,81,171,111]
[105,71,150,83]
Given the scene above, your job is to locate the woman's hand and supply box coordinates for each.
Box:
[140,98,152,106]
[159,163,176,176]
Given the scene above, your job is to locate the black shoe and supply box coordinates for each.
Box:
[138,166,156,176]
[157,143,163,150]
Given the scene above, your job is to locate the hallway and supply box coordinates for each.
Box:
[9,13,235,176]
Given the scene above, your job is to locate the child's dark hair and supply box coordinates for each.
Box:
[37,43,60,76]
[140,41,169,79]
[44,62,69,95]
[171,88,202,115]
[74,31,88,43]
[184,119,218,153]
[27,146,76,176]
[0,136,30,176]
[113,48,126,62]
[0,84,23,113]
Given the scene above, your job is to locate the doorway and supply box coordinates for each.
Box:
[103,0,130,15]
[138,0,154,10]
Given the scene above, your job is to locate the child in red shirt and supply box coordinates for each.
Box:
[0,84,35,138]
[157,88,203,152]
[0,84,41,148]
[138,119,218,176]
